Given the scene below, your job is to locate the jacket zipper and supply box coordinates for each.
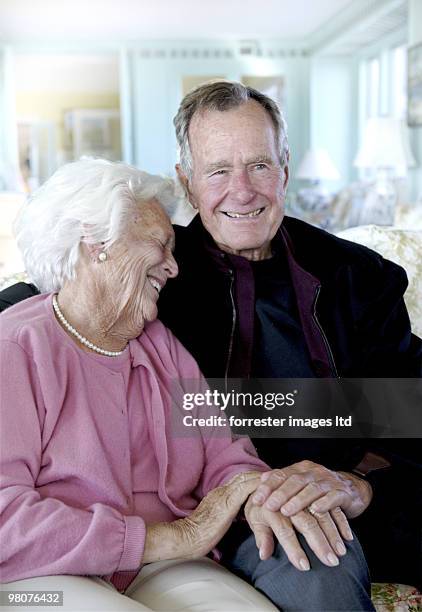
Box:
[313,285,340,378]
[224,270,236,392]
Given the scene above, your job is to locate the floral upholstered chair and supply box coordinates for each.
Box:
[337,224,422,338]
[1,225,421,612]
[371,584,421,612]
[336,224,422,612]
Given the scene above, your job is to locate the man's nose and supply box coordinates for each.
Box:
[164,251,178,278]
[229,169,255,204]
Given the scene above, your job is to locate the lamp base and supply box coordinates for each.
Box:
[297,185,332,212]
[358,172,396,226]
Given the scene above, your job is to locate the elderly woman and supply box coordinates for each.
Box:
[0,159,277,611]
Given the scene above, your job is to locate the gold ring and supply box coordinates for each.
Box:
[307,506,318,517]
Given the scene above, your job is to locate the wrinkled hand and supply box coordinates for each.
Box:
[143,471,261,563]
[252,461,373,519]
[244,494,350,571]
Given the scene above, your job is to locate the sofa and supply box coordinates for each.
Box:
[0,218,421,611]
[334,222,422,611]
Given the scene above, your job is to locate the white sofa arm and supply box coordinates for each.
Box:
[336,225,422,339]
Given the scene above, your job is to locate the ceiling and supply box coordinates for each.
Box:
[0,0,355,42]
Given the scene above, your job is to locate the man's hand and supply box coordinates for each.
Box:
[252,461,373,519]
[244,494,351,571]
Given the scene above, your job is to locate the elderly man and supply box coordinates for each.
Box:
[157,81,422,594]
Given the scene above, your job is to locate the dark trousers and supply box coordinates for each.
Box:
[220,523,375,612]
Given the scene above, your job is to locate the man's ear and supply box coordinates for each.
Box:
[283,164,289,191]
[175,163,198,210]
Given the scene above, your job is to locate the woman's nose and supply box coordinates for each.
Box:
[164,252,178,278]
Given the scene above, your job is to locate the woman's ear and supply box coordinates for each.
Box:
[81,241,106,262]
[175,163,198,210]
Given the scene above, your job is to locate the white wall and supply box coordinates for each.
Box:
[123,42,311,193]
[310,56,358,190]
[408,0,422,46]
[408,0,422,201]
[0,47,21,191]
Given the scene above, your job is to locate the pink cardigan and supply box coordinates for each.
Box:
[0,294,268,583]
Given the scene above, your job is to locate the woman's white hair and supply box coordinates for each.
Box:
[14,158,179,292]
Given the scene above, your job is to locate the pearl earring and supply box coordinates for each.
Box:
[98,252,107,262]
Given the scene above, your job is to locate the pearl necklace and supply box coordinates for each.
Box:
[52,294,126,357]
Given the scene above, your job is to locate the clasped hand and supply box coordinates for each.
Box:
[246,460,373,570]
[144,462,372,570]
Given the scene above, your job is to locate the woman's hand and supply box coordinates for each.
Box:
[143,471,262,563]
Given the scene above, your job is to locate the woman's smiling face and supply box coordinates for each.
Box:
[98,199,178,337]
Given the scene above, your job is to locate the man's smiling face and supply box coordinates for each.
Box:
[179,100,288,261]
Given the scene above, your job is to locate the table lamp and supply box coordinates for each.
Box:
[354,117,416,225]
[296,148,341,190]
[294,148,340,217]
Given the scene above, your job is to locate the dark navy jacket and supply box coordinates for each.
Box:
[159,215,422,379]
[158,215,422,587]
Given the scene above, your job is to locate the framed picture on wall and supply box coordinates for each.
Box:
[408,42,422,126]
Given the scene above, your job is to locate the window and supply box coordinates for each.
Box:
[361,44,407,121]
[391,45,407,119]
[357,43,409,180]
[367,57,380,117]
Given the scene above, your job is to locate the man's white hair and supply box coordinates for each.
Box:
[14,158,178,292]
[174,80,289,179]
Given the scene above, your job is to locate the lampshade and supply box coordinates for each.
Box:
[354,117,416,169]
[296,148,340,181]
